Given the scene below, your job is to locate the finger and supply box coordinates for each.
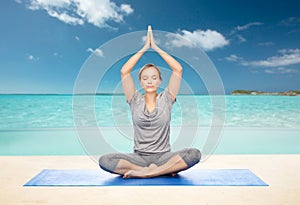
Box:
[150,30,155,45]
[147,25,151,39]
[149,27,154,38]
[149,27,153,39]
[147,29,151,40]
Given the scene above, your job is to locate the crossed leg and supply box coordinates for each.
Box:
[122,154,188,178]
[99,148,201,178]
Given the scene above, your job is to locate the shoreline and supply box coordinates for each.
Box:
[1,127,300,156]
[231,89,300,96]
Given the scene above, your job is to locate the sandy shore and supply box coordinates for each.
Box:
[1,155,300,205]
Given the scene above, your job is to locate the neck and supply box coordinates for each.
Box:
[144,92,157,102]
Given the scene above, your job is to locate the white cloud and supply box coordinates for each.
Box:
[236,22,263,31]
[236,34,246,43]
[229,22,263,43]
[120,4,134,15]
[24,0,133,28]
[265,67,298,74]
[48,9,84,25]
[15,0,22,3]
[28,0,71,10]
[87,48,104,57]
[225,54,242,62]
[280,17,300,27]
[28,55,34,60]
[279,17,300,34]
[75,36,80,41]
[28,54,39,61]
[53,52,63,58]
[241,49,300,67]
[166,29,229,51]
[225,49,300,75]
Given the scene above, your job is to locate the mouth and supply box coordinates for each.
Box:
[146,86,154,88]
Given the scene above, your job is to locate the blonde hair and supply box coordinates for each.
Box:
[138,63,162,81]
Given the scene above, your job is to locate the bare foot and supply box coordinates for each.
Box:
[148,163,158,169]
[123,164,158,179]
[123,168,149,178]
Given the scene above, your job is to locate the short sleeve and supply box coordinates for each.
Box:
[127,90,143,108]
[164,88,176,105]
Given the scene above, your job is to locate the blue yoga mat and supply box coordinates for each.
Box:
[24,169,268,186]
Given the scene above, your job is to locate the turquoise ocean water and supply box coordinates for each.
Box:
[0,94,299,155]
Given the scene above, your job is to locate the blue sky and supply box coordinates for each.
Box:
[0,0,299,94]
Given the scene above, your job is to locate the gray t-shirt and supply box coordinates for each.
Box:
[127,89,175,155]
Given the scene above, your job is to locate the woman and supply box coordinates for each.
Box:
[99,26,201,178]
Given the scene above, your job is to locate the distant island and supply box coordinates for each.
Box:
[231,90,300,96]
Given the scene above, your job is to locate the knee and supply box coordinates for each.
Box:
[181,148,201,167]
[98,154,108,167]
[98,154,108,169]
[99,154,118,173]
[190,148,201,163]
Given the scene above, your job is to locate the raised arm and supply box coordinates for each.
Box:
[121,26,151,102]
[149,26,182,101]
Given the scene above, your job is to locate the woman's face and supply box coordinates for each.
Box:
[140,67,161,93]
